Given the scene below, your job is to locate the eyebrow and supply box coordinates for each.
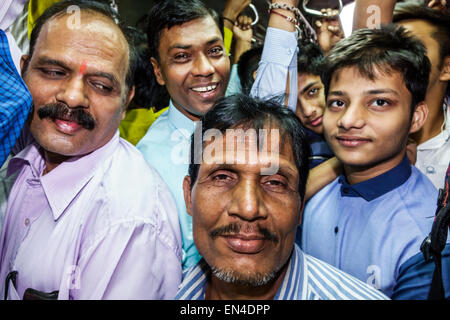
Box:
[205,162,298,178]
[300,81,319,94]
[169,37,223,51]
[364,89,400,96]
[36,56,120,86]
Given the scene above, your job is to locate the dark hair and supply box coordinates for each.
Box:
[146,0,222,62]
[237,45,263,95]
[189,94,311,200]
[124,26,154,109]
[26,0,136,91]
[298,41,325,76]
[393,1,450,69]
[321,24,431,112]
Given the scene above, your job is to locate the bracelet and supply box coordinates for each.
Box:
[269,2,302,21]
[221,16,235,25]
[268,9,299,26]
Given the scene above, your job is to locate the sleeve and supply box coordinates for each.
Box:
[68,185,183,300]
[0,29,33,167]
[392,241,450,300]
[250,27,298,112]
[225,64,243,96]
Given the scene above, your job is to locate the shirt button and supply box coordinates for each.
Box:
[426,166,436,174]
[24,218,30,226]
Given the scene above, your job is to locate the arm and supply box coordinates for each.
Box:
[305,157,342,201]
[222,0,252,54]
[232,15,253,65]
[353,0,396,31]
[250,0,299,111]
[315,8,344,55]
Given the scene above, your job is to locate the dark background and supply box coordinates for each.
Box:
[116,0,354,40]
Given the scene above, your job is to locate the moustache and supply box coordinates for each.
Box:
[209,223,279,244]
[37,103,96,130]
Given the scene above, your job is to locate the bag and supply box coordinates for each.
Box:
[420,163,450,300]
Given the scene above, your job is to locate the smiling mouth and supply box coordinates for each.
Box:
[190,83,219,93]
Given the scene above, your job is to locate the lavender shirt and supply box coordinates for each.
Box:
[0,132,182,299]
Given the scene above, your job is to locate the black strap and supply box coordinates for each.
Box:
[428,252,445,300]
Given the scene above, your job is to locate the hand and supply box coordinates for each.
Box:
[315,8,344,55]
[233,15,253,42]
[427,0,447,11]
[272,0,300,6]
[223,0,252,21]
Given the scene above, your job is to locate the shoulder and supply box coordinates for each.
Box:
[303,253,389,300]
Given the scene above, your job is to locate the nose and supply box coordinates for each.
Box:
[336,103,365,130]
[55,76,89,108]
[300,101,319,119]
[228,179,267,222]
[192,53,215,77]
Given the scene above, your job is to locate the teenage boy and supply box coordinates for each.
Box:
[299,25,438,299]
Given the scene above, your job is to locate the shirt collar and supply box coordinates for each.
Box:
[8,131,120,221]
[176,244,303,300]
[168,100,197,137]
[418,97,450,150]
[338,155,412,201]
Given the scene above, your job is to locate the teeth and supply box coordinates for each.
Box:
[192,84,217,92]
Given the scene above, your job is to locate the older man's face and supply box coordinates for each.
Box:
[184,128,302,286]
[22,12,133,158]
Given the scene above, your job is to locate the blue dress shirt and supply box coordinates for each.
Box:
[299,155,438,298]
[175,244,388,300]
[0,29,32,167]
[137,101,200,269]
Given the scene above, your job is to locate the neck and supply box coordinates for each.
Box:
[205,263,289,300]
[343,151,405,185]
[43,151,70,174]
[411,85,446,145]
[172,101,202,122]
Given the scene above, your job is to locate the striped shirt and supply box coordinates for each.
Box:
[175,244,389,300]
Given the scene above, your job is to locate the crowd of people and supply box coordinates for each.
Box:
[0,0,448,300]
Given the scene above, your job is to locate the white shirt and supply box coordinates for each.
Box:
[416,100,450,190]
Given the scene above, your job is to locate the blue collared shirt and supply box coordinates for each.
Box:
[137,101,200,270]
[299,155,438,298]
[175,244,388,300]
[0,29,32,168]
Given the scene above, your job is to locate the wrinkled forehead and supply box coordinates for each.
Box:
[40,10,129,59]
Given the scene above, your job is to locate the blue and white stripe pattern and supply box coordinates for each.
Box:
[175,244,389,300]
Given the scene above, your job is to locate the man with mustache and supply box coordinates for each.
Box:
[0,0,182,299]
[137,0,301,270]
[176,94,388,300]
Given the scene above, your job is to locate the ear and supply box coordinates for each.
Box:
[121,86,135,120]
[20,55,30,77]
[439,56,450,82]
[183,175,193,217]
[150,57,166,86]
[296,196,306,227]
[409,102,428,134]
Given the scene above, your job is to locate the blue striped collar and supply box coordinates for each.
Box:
[338,155,412,201]
[175,244,304,300]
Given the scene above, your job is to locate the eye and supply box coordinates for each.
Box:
[307,88,319,97]
[262,176,288,192]
[90,81,113,93]
[370,99,390,108]
[328,99,345,109]
[40,68,65,78]
[173,52,190,63]
[209,46,224,57]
